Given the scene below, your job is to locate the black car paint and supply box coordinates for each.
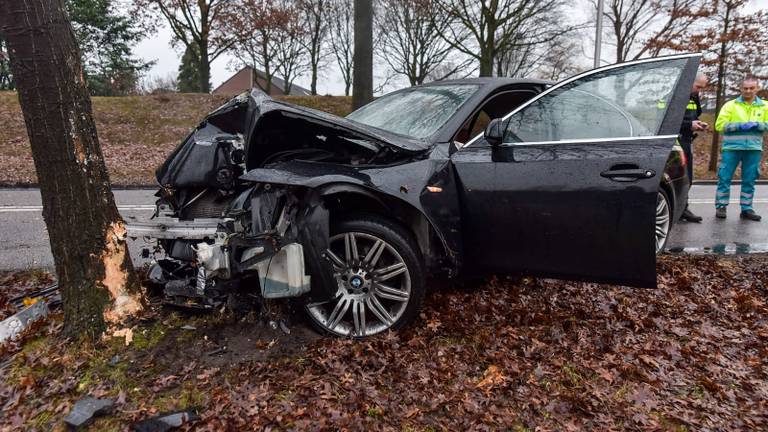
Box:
[153,55,699,293]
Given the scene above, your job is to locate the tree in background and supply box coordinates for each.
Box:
[0,0,144,338]
[274,1,309,95]
[670,0,768,171]
[299,0,330,95]
[328,0,354,96]
[134,0,235,93]
[594,0,708,63]
[377,0,464,85]
[436,0,572,77]
[68,0,150,96]
[177,45,202,92]
[0,36,13,90]
[224,0,287,95]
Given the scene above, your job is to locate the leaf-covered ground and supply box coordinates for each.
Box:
[0,91,353,187]
[1,254,767,431]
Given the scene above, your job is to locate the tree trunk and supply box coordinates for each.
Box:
[709,5,732,173]
[0,0,143,339]
[352,0,373,109]
[198,40,211,93]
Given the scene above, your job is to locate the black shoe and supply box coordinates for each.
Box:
[740,209,762,221]
[716,207,727,219]
[680,208,702,223]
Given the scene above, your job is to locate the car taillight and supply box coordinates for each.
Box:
[678,146,687,167]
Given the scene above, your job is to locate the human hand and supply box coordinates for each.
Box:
[692,120,708,131]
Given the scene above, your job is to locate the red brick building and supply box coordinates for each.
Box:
[212,66,311,96]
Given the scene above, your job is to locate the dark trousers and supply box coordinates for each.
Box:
[680,138,693,186]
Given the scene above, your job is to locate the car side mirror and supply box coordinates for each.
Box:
[484,118,505,146]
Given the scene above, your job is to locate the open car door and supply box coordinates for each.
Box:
[453,54,701,287]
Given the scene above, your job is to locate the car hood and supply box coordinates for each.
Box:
[156,90,430,189]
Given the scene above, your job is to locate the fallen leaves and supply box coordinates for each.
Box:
[1,254,767,430]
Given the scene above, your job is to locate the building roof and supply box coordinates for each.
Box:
[212,66,311,96]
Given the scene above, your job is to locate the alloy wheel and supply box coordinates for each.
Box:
[306,232,412,337]
[655,191,671,254]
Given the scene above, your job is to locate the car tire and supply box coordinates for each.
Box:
[655,189,672,255]
[304,215,425,338]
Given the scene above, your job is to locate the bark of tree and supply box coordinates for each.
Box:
[352,0,373,109]
[709,4,731,172]
[0,0,143,339]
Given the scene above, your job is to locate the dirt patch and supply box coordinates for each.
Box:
[148,317,320,371]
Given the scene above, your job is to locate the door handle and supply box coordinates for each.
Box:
[600,168,656,182]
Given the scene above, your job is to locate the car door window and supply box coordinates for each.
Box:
[504,59,688,143]
[455,90,538,144]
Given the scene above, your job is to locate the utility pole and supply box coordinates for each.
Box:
[594,0,604,68]
[352,0,373,109]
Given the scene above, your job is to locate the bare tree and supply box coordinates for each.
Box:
[328,0,354,95]
[353,0,373,108]
[225,0,285,95]
[593,0,708,63]
[299,0,330,94]
[676,0,768,171]
[0,0,143,338]
[133,0,235,93]
[436,0,571,77]
[274,3,309,95]
[377,0,458,85]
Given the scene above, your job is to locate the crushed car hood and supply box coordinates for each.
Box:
[156,90,429,189]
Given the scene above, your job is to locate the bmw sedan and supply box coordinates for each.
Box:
[129,53,700,337]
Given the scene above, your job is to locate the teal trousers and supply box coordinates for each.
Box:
[715,150,762,210]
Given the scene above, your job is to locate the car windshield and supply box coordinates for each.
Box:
[346,84,480,139]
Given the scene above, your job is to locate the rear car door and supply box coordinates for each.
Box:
[455,54,700,287]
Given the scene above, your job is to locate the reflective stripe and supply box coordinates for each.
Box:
[717,199,731,204]
[686,100,697,110]
[741,192,753,198]
[716,192,729,196]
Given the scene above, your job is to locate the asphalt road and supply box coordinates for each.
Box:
[0,185,766,271]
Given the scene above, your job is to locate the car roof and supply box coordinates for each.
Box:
[418,77,555,88]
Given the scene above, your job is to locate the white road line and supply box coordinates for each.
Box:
[689,199,768,204]
[0,205,155,213]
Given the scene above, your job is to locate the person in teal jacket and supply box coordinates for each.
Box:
[714,77,768,221]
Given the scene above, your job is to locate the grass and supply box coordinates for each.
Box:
[0,91,353,186]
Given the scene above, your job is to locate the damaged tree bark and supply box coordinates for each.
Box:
[0,0,143,338]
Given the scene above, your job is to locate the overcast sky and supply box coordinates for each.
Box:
[133,0,766,95]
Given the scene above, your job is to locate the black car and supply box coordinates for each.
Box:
[129,54,699,337]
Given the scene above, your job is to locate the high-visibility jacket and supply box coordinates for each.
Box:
[679,93,702,143]
[714,96,768,151]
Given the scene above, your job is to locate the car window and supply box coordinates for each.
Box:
[504,59,687,143]
[346,84,479,139]
[455,90,539,144]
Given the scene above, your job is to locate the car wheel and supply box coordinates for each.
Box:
[305,216,425,338]
[655,189,672,254]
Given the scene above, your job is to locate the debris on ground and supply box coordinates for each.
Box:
[112,327,134,346]
[63,397,114,429]
[131,409,199,432]
[0,300,49,344]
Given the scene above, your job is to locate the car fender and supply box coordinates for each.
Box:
[241,160,460,273]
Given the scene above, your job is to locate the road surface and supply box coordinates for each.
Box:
[0,185,766,270]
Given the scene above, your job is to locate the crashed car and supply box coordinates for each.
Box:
[128,54,700,337]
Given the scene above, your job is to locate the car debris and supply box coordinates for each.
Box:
[131,409,199,432]
[63,397,114,430]
[0,300,49,344]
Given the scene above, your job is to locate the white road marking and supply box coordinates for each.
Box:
[689,199,768,204]
[0,205,155,213]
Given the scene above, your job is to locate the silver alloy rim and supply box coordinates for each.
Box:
[655,191,670,254]
[306,232,412,337]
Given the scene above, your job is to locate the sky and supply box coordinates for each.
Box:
[133,0,766,95]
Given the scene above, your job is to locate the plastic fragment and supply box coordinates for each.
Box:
[131,409,199,432]
[63,397,114,429]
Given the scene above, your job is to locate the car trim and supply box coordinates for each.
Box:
[498,134,679,147]
[460,52,701,149]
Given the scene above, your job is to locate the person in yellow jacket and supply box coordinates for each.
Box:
[714,77,767,221]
